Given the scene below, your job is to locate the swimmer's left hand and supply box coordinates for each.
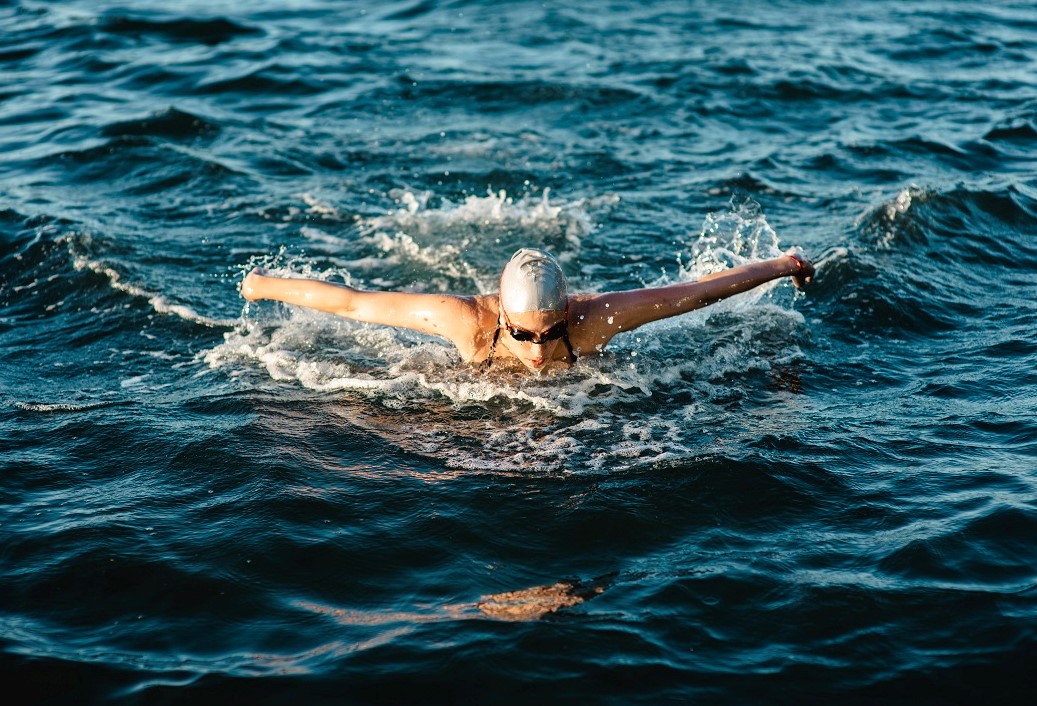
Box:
[787,252,814,289]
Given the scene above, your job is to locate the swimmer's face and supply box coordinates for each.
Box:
[501,308,568,371]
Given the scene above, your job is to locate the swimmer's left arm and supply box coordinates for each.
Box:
[572,253,812,344]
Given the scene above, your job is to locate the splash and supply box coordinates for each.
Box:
[369,187,595,245]
[207,193,808,473]
[356,188,618,292]
[205,313,647,419]
[205,309,805,474]
[680,197,785,280]
[662,197,806,321]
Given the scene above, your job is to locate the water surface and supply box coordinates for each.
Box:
[2,1,1036,703]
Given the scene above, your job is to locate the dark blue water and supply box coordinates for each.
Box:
[3,0,1037,703]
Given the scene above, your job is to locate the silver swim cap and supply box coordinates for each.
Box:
[499,248,568,313]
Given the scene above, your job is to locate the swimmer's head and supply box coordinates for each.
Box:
[499,248,568,314]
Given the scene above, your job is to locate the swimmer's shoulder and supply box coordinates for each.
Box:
[450,294,501,364]
[565,294,611,354]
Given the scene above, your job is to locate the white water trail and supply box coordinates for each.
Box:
[65,233,236,329]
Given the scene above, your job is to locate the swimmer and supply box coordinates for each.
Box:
[240,248,814,372]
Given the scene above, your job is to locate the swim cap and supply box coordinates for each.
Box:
[499,248,568,313]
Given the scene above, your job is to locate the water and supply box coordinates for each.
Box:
[3,0,1036,703]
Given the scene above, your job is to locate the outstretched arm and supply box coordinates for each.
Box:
[570,253,813,347]
[241,268,480,344]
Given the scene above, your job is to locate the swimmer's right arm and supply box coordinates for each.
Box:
[240,268,478,342]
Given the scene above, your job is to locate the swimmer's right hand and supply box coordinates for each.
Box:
[241,267,267,301]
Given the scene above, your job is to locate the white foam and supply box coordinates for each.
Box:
[299,225,352,248]
[15,400,114,413]
[205,303,804,473]
[368,229,485,288]
[120,375,148,389]
[299,192,341,218]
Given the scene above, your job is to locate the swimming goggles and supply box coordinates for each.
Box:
[506,319,568,344]
[501,304,569,344]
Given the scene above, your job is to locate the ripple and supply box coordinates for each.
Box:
[391,77,649,113]
[194,65,328,97]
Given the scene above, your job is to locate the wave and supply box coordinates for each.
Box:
[0,208,49,257]
[855,186,934,251]
[100,108,221,141]
[390,76,649,113]
[805,184,1037,338]
[66,236,236,330]
[856,184,1037,266]
[36,134,241,197]
[0,215,237,342]
[875,504,1037,589]
[97,14,262,47]
[984,116,1037,143]
[193,65,328,97]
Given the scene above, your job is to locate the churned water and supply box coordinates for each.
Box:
[2,1,1036,703]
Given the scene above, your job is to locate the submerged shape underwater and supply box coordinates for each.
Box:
[2,0,1037,703]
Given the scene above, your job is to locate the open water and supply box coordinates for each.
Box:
[3,0,1037,703]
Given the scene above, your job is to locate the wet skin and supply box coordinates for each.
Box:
[240,253,814,372]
